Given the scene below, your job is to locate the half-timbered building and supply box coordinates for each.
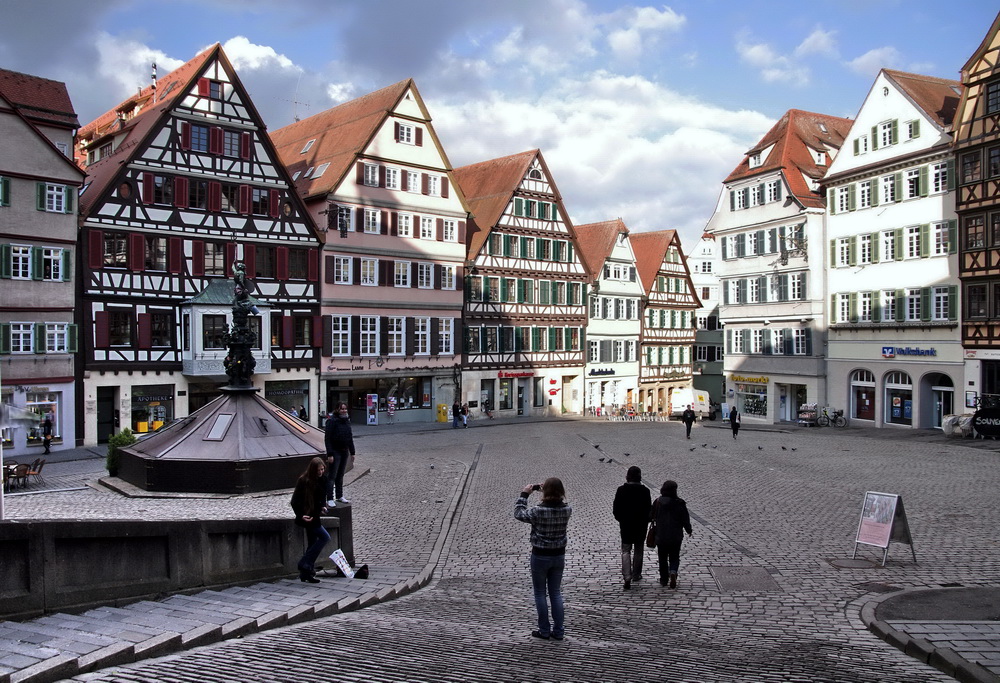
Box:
[75,45,320,444]
[631,230,700,415]
[575,219,643,414]
[955,12,1000,407]
[453,150,590,416]
[0,70,83,455]
[270,80,468,423]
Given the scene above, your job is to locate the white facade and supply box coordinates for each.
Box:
[687,235,724,404]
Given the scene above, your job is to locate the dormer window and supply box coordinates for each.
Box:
[300,139,315,154]
[814,150,826,165]
[528,168,543,180]
[748,153,762,168]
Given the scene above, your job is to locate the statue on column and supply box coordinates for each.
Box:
[223,262,257,387]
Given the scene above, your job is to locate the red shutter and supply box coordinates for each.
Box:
[137,313,152,349]
[180,122,191,150]
[434,264,441,290]
[269,189,280,218]
[379,166,386,187]
[129,234,145,272]
[197,78,210,97]
[240,132,251,160]
[390,212,398,236]
[282,316,294,348]
[415,127,423,146]
[394,122,401,142]
[441,177,449,198]
[324,255,335,284]
[456,265,464,292]
[168,237,183,274]
[94,311,110,348]
[142,174,154,204]
[410,262,418,288]
[192,241,205,277]
[239,185,250,214]
[276,246,289,280]
[88,230,103,270]
[210,127,223,154]
[436,218,444,241]
[381,210,389,235]
[174,177,189,208]
[225,243,237,274]
[308,249,318,281]
[352,257,361,284]
[378,261,388,286]
[208,181,221,212]
[356,161,365,184]
[421,173,429,195]
[355,207,364,232]
[458,221,466,243]
[312,315,323,348]
[243,245,256,278]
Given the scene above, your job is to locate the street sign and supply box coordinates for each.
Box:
[853,491,917,566]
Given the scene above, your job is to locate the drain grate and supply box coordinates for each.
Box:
[710,566,782,592]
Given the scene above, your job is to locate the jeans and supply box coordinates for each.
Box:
[657,539,682,580]
[326,449,350,499]
[529,553,565,637]
[298,524,330,576]
[621,542,643,581]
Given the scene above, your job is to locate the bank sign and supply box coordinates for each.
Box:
[881,346,937,359]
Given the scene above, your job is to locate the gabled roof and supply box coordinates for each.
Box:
[724,109,853,209]
[0,91,85,180]
[630,230,677,295]
[962,10,1000,75]
[269,80,414,200]
[453,149,538,260]
[75,44,219,214]
[574,219,627,280]
[883,69,960,129]
[0,68,79,129]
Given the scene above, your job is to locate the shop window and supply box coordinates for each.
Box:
[884,371,913,426]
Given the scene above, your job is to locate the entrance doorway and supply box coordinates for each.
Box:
[924,373,954,429]
[96,386,117,443]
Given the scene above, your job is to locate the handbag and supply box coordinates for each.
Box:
[645,524,656,548]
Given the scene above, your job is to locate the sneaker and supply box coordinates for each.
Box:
[336,496,350,504]
[531,630,550,640]
[327,499,336,507]
[623,580,631,590]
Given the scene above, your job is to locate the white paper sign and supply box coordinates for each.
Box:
[328,548,355,578]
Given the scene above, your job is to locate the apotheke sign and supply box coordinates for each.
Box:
[881,346,937,358]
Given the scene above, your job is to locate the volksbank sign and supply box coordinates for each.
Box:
[881,346,937,358]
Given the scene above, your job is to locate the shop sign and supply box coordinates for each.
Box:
[548,389,559,395]
[730,374,768,384]
[972,408,1000,438]
[498,371,534,378]
[133,394,173,403]
[881,346,936,358]
[588,368,615,376]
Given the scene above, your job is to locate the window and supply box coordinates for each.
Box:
[905,288,921,321]
[989,148,1000,178]
[747,278,759,303]
[406,171,420,192]
[223,130,241,157]
[417,262,433,289]
[904,169,921,200]
[420,217,434,240]
[220,183,239,212]
[859,292,873,322]
[749,153,762,168]
[465,326,481,354]
[426,175,439,196]
[731,329,745,354]
[932,222,950,256]
[836,237,851,267]
[879,121,895,148]
[360,258,377,286]
[442,219,457,242]
[300,139,315,154]
[190,124,209,153]
[10,323,33,353]
[41,248,63,280]
[931,162,949,193]
[397,123,414,144]
[437,318,454,355]
[385,167,399,190]
[394,261,410,287]
[766,180,780,203]
[383,317,402,355]
[749,185,761,206]
[746,231,757,255]
[364,209,380,233]
[522,238,535,259]
[858,180,872,209]
[151,175,173,205]
[10,246,30,279]
[202,314,227,349]
[856,135,869,155]
[906,120,920,140]
[251,188,270,215]
[837,187,851,213]
[41,183,67,213]
[45,323,69,352]
[961,152,982,184]
[103,232,127,267]
[330,316,349,355]
[967,284,987,318]
[539,239,552,260]
[734,189,746,209]
[881,175,896,203]
[360,316,378,355]
[792,329,808,355]
[836,293,851,323]
[396,213,412,238]
[789,273,804,300]
[881,231,896,261]
[435,264,455,290]
[188,179,207,209]
[993,213,1000,248]
[413,318,430,354]
[364,164,378,187]
[859,234,872,264]
[288,249,307,279]
[932,286,950,321]
[333,256,352,284]
[203,242,225,276]
[728,280,742,304]
[145,236,167,271]
[149,313,171,347]
[905,226,921,259]
[881,290,896,322]
[337,206,353,233]
[965,215,986,249]
[254,246,275,278]
[751,329,765,354]
[987,80,1000,114]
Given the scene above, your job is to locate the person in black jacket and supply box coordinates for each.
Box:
[325,402,356,505]
[730,407,740,439]
[651,480,693,589]
[613,466,651,590]
[291,457,329,583]
[681,405,696,439]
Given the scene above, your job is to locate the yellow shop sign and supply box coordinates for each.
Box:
[730,374,769,384]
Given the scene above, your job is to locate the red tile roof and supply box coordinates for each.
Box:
[724,109,853,209]
[574,219,627,281]
[0,68,78,129]
[883,69,960,129]
[75,44,219,214]
[269,80,414,201]
[630,230,677,295]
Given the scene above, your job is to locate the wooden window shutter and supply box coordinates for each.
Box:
[921,288,931,322]
[729,190,736,211]
[225,243,237,273]
[192,241,205,276]
[380,210,389,235]
[269,189,280,218]
[356,162,365,184]
[205,181,220,212]
[390,212,399,236]
[324,255,336,283]
[827,189,836,214]
[88,231,103,270]
[356,207,365,231]
[142,174,154,204]
[210,127,223,154]
[240,132,251,160]
[243,245,256,278]
[410,262,418,288]
[920,224,930,258]
[282,316,295,348]
[129,234,144,272]
[379,261,389,286]
[919,166,929,197]
[948,219,958,254]
[405,317,416,355]
[853,139,859,155]
[415,127,423,146]
[94,311,110,348]
[458,221,466,243]
[63,186,74,214]
[514,198,523,216]
[35,182,45,211]
[394,122,401,142]
[61,249,72,281]
[66,324,78,353]
[180,122,191,150]
[0,176,8,206]
[890,119,899,145]
[870,125,879,150]
[455,265,464,292]
[946,159,956,191]
[379,316,390,354]
[430,318,440,355]
[352,257,361,284]
[239,185,251,214]
[441,177,449,198]
[168,237,183,274]
[137,313,152,349]
[379,166,386,187]
[29,247,42,281]
[276,246,289,280]
[848,185,856,211]
[436,218,444,241]
[197,78,210,97]
[421,173,429,195]
[308,249,318,281]
[948,285,958,320]
[312,315,323,348]
[174,177,189,208]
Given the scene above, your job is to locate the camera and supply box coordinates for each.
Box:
[531,484,542,491]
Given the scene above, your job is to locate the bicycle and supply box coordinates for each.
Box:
[817,408,848,428]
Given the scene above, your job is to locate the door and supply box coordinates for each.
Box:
[932,388,953,429]
[517,382,524,416]
[96,386,117,443]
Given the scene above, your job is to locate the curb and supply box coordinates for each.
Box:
[860,588,1000,683]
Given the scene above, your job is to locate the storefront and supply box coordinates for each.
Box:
[465,368,581,417]
[1,382,75,457]
[324,373,443,424]
[264,380,309,418]
[884,371,913,426]
[131,384,175,434]
[850,369,876,422]
[730,374,768,419]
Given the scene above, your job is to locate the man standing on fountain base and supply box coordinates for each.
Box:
[325,402,356,505]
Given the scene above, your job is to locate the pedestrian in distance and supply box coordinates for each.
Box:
[682,405,696,439]
[461,402,469,428]
[730,407,740,439]
[325,402,355,505]
[452,400,461,429]
[290,457,329,583]
[613,465,651,590]
[515,477,572,641]
[650,480,693,589]
[42,416,53,454]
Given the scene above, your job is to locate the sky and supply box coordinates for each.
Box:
[1,0,996,250]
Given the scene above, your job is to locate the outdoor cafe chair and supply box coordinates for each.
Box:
[12,463,29,489]
[28,458,45,485]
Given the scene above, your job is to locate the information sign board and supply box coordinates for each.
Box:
[853,491,916,566]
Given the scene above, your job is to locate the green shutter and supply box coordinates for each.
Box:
[921,288,931,322]
[919,166,928,197]
[514,197,523,216]
[566,243,574,262]
[849,237,857,266]
[894,229,903,261]
[548,327,556,350]
[831,294,837,321]
[893,173,902,202]
[895,289,905,322]
[870,181,880,207]
[829,239,837,266]
[828,189,836,214]
[848,184,856,211]
[920,224,930,258]
[31,247,42,280]
[948,285,958,320]
[729,190,736,211]
[62,249,72,281]
[67,324,79,353]
[849,292,858,323]
[502,234,511,257]
[0,244,10,278]
[0,176,9,206]
[946,158,956,191]
[36,182,46,211]
[948,219,958,254]
[871,291,881,321]
[0,323,9,354]
[853,139,859,156]
[870,233,880,263]
[517,279,524,303]
[64,185,74,214]
[34,322,46,353]
[890,119,899,145]
[910,119,920,138]
[500,278,508,302]
[870,125,879,150]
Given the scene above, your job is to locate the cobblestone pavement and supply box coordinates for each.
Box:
[5,420,999,681]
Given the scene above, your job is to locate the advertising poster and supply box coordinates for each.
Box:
[366,394,378,426]
[855,491,898,548]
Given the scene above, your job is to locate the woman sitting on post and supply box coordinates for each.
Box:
[291,457,329,583]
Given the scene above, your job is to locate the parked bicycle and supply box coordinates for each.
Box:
[817,408,848,428]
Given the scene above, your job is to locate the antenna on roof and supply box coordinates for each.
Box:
[151,62,157,100]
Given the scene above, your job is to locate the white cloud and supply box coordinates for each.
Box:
[736,33,810,86]
[605,6,686,61]
[794,28,838,58]
[221,36,297,71]
[846,47,904,77]
[94,32,183,103]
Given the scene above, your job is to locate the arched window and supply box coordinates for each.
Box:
[884,371,913,426]
[850,369,876,421]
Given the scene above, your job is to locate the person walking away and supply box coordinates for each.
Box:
[291,457,329,583]
[730,407,740,439]
[42,417,53,454]
[325,402,356,505]
[461,402,469,428]
[452,400,461,429]
[682,405,696,439]
[515,477,572,641]
[613,466,651,590]
[651,480,693,588]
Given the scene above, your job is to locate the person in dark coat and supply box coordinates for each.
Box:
[613,466,651,590]
[730,407,740,439]
[291,457,329,583]
[42,417,53,454]
[651,480,693,589]
[325,402,356,505]
[452,400,461,428]
[681,405,696,439]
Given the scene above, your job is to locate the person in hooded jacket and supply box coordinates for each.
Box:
[291,457,329,582]
[651,480,693,589]
[325,402,356,505]
[613,466,651,590]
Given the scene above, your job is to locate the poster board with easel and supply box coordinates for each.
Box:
[853,491,917,566]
